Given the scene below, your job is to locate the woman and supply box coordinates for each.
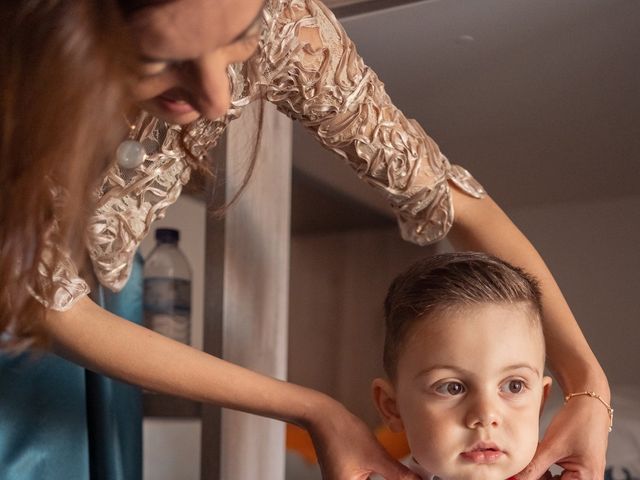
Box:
[1,0,610,479]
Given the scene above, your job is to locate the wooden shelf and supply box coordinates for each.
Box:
[143,393,202,418]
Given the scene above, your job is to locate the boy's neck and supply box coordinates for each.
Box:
[407,457,517,480]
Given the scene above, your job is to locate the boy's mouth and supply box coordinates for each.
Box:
[460,441,505,464]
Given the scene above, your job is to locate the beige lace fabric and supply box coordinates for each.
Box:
[30,245,90,312]
[43,0,485,311]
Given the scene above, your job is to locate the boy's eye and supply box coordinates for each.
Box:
[435,381,466,396]
[502,379,525,394]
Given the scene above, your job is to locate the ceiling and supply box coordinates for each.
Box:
[292,0,640,221]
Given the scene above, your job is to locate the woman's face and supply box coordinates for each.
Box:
[128,0,266,124]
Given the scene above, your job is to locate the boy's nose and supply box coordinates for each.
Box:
[464,394,501,429]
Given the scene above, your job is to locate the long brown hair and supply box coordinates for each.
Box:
[0,1,134,351]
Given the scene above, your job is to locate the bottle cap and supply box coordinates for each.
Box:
[155,228,180,244]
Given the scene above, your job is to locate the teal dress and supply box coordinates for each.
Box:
[0,252,144,479]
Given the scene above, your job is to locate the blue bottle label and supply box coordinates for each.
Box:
[143,278,191,344]
[143,278,191,315]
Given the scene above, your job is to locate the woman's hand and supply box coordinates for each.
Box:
[515,396,610,480]
[449,188,610,480]
[306,396,420,480]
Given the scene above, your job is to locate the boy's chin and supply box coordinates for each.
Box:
[444,472,516,480]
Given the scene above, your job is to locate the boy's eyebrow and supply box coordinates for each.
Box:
[501,363,541,377]
[413,365,470,380]
[413,363,541,380]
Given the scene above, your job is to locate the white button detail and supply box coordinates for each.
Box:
[116,139,146,169]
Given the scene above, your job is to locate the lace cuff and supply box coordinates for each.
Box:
[31,241,90,312]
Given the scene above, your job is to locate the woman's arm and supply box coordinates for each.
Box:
[44,296,418,480]
[448,188,610,480]
[256,2,609,475]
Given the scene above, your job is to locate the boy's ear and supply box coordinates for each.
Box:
[539,375,553,416]
[372,377,405,432]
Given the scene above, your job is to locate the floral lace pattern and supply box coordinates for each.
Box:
[42,0,485,310]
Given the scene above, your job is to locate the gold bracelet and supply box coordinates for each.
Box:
[564,391,613,432]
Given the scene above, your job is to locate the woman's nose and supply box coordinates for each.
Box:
[185,57,232,121]
[464,393,501,429]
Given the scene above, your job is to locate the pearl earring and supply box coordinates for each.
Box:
[116,114,146,169]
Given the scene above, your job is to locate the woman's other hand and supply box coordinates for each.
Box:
[515,397,609,480]
[307,396,420,480]
[449,188,609,480]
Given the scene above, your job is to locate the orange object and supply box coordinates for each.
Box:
[285,424,410,465]
[286,424,318,464]
[374,425,410,460]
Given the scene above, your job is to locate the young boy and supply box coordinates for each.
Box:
[372,252,552,480]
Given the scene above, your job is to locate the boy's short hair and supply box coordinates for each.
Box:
[383,252,542,379]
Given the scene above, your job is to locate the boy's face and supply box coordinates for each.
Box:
[373,303,551,480]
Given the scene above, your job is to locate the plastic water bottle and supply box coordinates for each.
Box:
[143,228,192,345]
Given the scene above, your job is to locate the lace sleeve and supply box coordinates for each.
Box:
[36,115,223,305]
[256,0,486,245]
[86,114,194,291]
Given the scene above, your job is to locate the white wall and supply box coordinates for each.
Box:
[504,195,640,474]
[506,194,640,388]
[143,420,201,480]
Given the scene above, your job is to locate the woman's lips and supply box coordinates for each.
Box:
[460,442,505,464]
[157,89,197,115]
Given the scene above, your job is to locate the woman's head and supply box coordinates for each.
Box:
[0,0,133,350]
[120,0,266,124]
